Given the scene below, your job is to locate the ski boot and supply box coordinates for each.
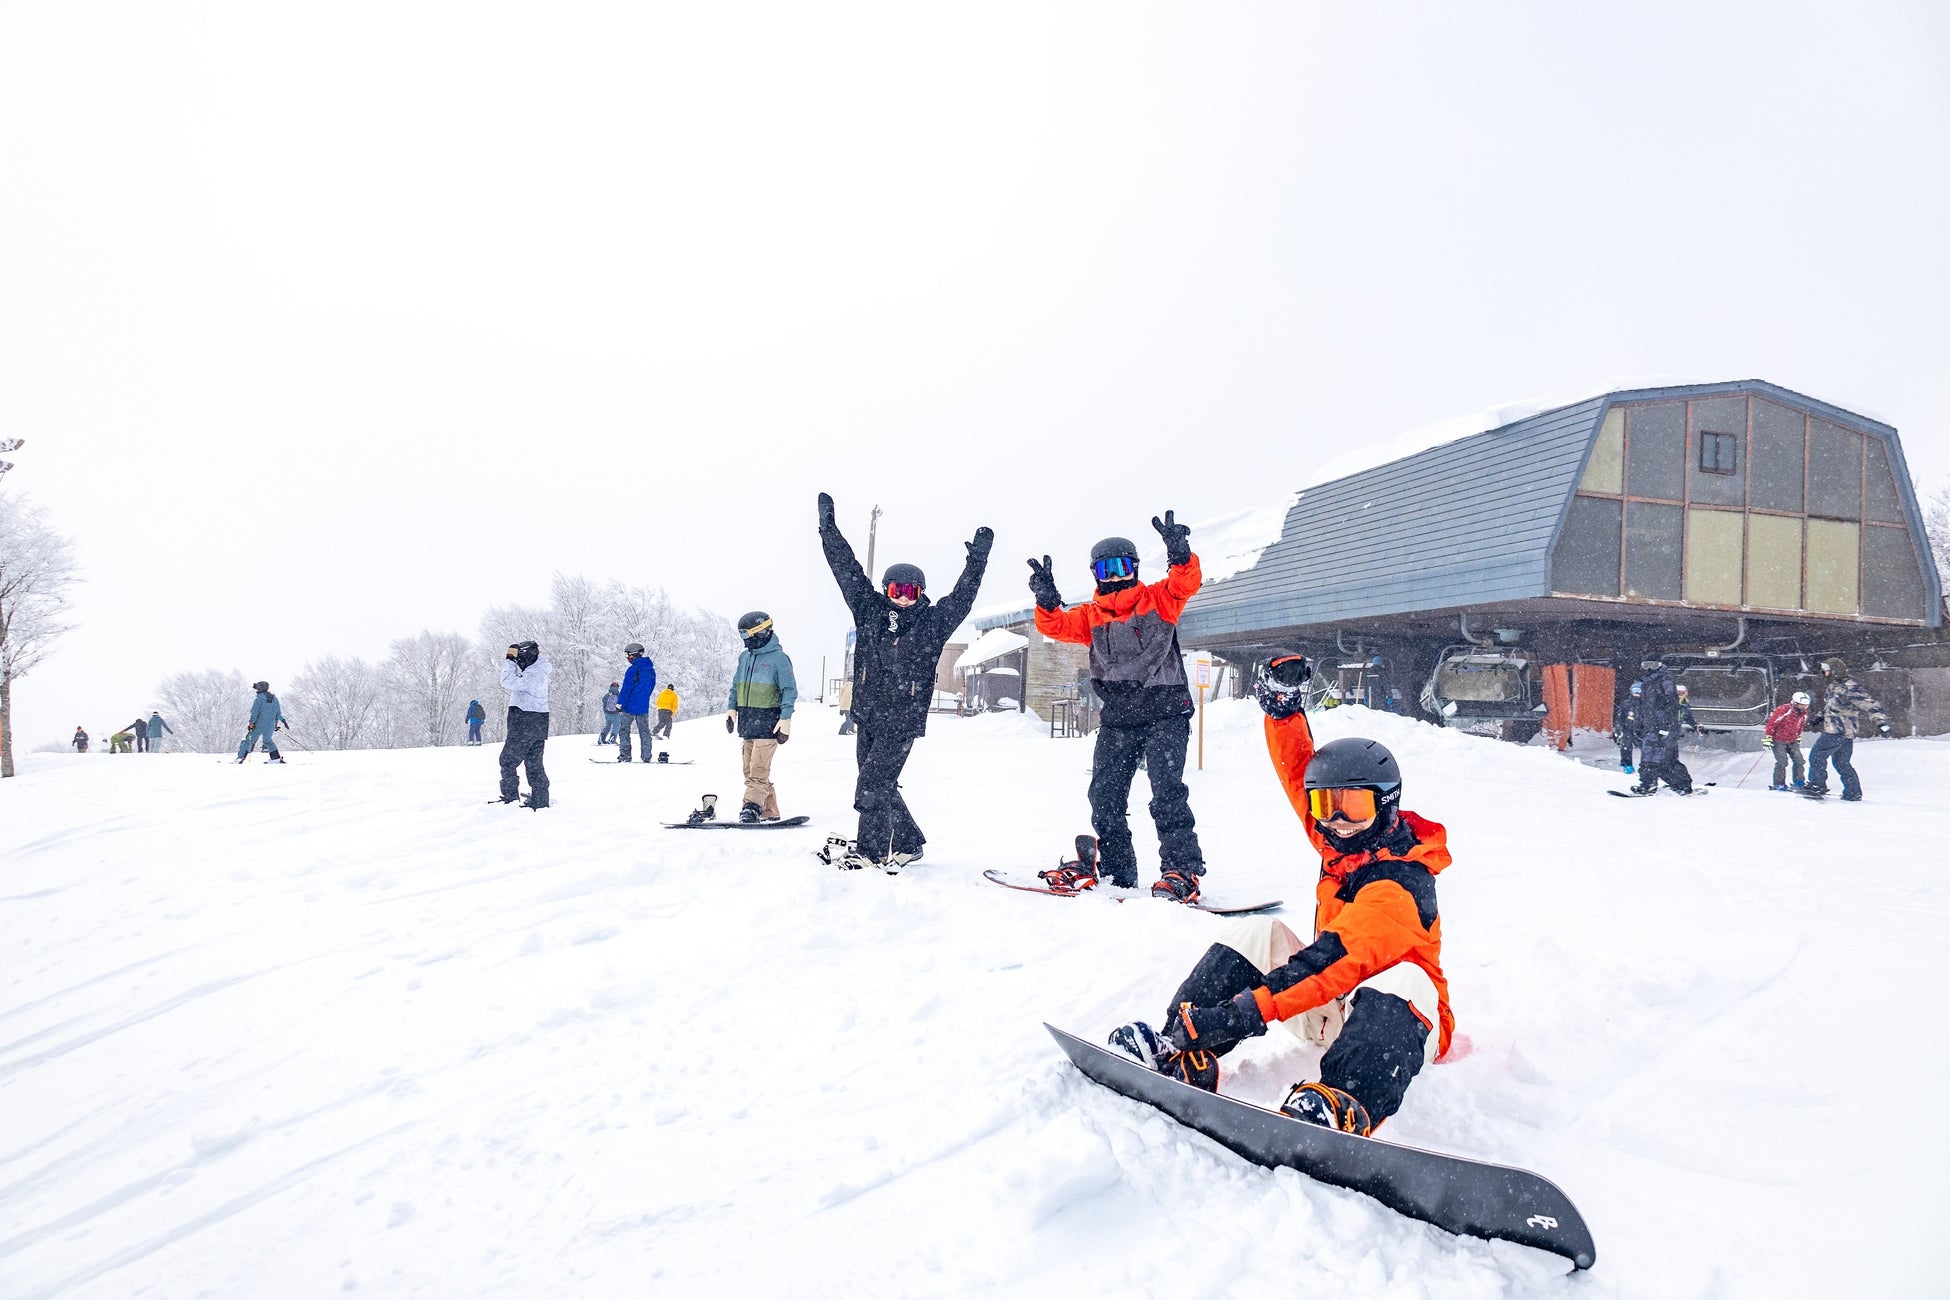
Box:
[1279,1081,1373,1136]
[739,802,762,824]
[519,794,547,810]
[686,793,719,825]
[1151,868,1201,904]
[1107,1022,1219,1091]
[1621,763,1634,774]
[1038,835,1101,893]
[1768,783,1788,792]
[267,754,286,764]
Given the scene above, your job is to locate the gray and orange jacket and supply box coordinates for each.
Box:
[1257,709,1455,1058]
[1033,554,1200,727]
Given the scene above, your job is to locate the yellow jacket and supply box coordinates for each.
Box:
[655,687,679,713]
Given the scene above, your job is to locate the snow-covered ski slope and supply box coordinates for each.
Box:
[3,704,1945,1298]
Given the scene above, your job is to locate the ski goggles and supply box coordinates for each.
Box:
[1092,555,1137,583]
[1307,786,1380,823]
[886,581,921,601]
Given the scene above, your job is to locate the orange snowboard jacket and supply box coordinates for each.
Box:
[1254,711,1455,1057]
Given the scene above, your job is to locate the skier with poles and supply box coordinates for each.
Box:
[1764,691,1811,791]
[1105,654,1453,1136]
[816,492,992,871]
[1028,511,1208,901]
[235,681,288,764]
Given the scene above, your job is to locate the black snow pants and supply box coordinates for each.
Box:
[1089,712,1203,888]
[1636,731,1692,793]
[500,707,551,806]
[853,723,923,861]
[1166,942,1429,1123]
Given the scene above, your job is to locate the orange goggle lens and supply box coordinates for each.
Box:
[1307,787,1378,822]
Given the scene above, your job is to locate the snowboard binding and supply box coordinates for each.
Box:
[817,835,861,869]
[685,793,718,825]
[1038,834,1102,893]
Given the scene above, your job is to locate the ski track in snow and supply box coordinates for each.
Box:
[2,710,1946,1298]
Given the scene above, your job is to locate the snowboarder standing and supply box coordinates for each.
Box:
[465,699,486,745]
[71,726,88,753]
[597,681,621,745]
[1027,511,1207,900]
[1803,658,1891,801]
[725,611,797,822]
[497,641,551,808]
[1105,654,1453,1136]
[817,492,992,869]
[1613,681,1642,773]
[126,717,150,753]
[614,644,657,762]
[1764,691,1811,790]
[653,684,678,741]
[236,681,287,763]
[1630,659,1693,794]
[145,711,172,753]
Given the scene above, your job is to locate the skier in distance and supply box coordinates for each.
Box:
[1106,654,1453,1137]
[235,681,287,764]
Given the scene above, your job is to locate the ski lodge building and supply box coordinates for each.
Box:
[974,379,1948,740]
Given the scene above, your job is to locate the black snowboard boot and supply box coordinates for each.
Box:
[1151,868,1201,904]
[1280,1081,1373,1136]
[1108,1021,1219,1091]
[739,802,761,824]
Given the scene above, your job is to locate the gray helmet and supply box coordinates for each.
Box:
[737,611,775,649]
[1303,737,1402,795]
[1090,536,1139,563]
[624,642,645,657]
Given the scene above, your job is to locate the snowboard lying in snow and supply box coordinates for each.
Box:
[983,870,1280,916]
[662,815,811,830]
[1607,781,1716,799]
[590,758,696,766]
[1046,1023,1597,1272]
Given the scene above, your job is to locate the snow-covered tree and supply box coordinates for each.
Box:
[1923,480,1950,590]
[0,492,81,777]
[288,655,387,750]
[381,631,474,748]
[155,668,251,754]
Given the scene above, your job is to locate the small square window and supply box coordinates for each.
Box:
[1699,431,1738,476]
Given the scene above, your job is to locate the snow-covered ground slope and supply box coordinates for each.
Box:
[3,705,1946,1298]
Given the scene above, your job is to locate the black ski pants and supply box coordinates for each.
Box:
[1089,713,1202,888]
[853,722,923,861]
[1808,732,1859,797]
[500,707,550,806]
[1166,941,1429,1123]
[1636,731,1692,793]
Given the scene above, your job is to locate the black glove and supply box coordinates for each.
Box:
[1026,555,1063,611]
[966,525,994,562]
[1163,991,1266,1057]
[1255,654,1312,719]
[726,714,736,734]
[1152,509,1192,567]
[817,492,837,530]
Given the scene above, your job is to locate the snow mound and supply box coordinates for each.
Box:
[3,706,1947,1297]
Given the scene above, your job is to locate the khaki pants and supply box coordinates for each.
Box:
[1215,917,1442,1066]
[741,738,780,818]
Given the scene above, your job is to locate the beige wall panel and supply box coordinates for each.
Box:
[1684,509,1744,605]
[1805,518,1860,614]
[1745,513,1802,610]
[1579,408,1625,494]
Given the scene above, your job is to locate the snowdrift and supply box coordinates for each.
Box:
[3,706,1946,1298]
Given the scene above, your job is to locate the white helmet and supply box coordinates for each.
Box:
[1791,691,1811,708]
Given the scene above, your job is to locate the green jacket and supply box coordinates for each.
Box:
[727,638,797,739]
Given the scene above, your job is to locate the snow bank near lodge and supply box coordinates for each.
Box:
[2,707,1947,1298]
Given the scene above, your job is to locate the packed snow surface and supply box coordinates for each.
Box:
[4,704,1946,1298]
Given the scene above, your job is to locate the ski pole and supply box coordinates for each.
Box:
[278,727,318,753]
[1734,748,1765,788]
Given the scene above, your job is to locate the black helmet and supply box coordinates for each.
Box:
[1089,536,1140,587]
[1304,737,1402,794]
[1640,656,1664,671]
[624,642,645,657]
[1090,536,1139,564]
[252,680,270,693]
[1255,654,1312,719]
[882,562,926,594]
[737,611,775,649]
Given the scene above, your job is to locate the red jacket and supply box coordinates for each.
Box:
[1257,712,1455,1058]
[1764,703,1807,744]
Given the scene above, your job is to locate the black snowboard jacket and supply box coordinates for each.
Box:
[820,519,988,740]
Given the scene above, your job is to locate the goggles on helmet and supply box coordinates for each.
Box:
[886,581,921,601]
[1307,786,1380,823]
[1092,555,1137,583]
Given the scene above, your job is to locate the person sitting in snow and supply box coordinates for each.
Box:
[1105,654,1452,1136]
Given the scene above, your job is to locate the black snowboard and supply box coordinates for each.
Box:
[1046,1024,1595,1272]
[662,815,811,830]
[590,758,696,766]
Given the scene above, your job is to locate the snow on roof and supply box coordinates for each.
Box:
[954,626,1029,673]
[1134,494,1300,585]
[1300,374,1715,492]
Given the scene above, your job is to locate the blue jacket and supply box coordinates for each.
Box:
[146,713,172,739]
[617,656,657,714]
[247,691,284,733]
[727,638,797,739]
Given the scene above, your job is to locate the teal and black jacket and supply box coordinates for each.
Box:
[727,638,798,739]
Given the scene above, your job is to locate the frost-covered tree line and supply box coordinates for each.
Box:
[0,489,81,778]
[155,575,745,752]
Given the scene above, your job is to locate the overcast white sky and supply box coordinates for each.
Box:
[3,1,1946,747]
